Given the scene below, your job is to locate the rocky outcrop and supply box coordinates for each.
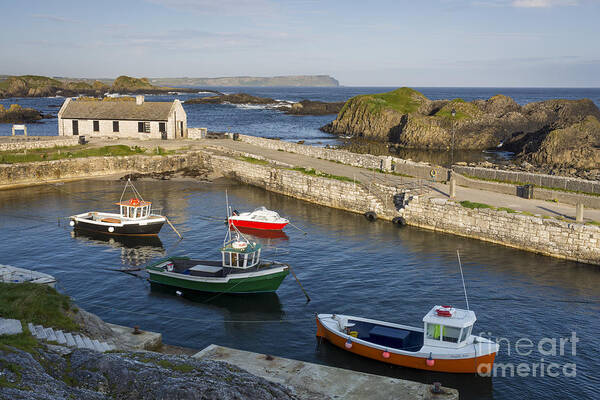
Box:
[0,104,49,123]
[321,88,600,170]
[0,345,300,400]
[186,93,276,105]
[186,94,344,115]
[285,100,344,115]
[0,75,197,99]
[513,115,600,170]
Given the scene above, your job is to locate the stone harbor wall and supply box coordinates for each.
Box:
[401,196,600,265]
[453,172,600,209]
[454,165,600,194]
[0,137,79,152]
[237,134,448,181]
[0,151,209,187]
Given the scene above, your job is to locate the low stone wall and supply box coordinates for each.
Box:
[0,151,209,187]
[0,137,79,152]
[401,196,600,265]
[453,172,600,209]
[237,134,448,181]
[206,153,388,217]
[453,165,600,194]
[188,127,208,139]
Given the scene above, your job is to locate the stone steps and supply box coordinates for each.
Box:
[26,322,113,352]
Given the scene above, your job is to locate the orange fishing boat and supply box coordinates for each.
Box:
[316,305,498,374]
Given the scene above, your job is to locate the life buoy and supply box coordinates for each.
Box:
[166,263,174,272]
[436,306,454,317]
[232,241,248,250]
[129,198,140,206]
[430,169,437,178]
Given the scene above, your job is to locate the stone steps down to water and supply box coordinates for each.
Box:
[26,321,113,352]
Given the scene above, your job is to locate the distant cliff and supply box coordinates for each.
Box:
[150,75,340,87]
[322,87,600,170]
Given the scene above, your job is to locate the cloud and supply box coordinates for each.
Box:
[511,0,578,7]
[31,14,76,23]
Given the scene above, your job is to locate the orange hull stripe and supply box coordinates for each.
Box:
[316,317,496,374]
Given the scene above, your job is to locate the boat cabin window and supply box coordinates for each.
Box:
[222,249,261,268]
[442,326,461,343]
[426,324,462,343]
[120,205,150,219]
[460,325,472,342]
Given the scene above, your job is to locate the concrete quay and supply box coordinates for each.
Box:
[194,344,458,400]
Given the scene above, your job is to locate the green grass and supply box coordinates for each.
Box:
[238,156,269,165]
[0,282,80,332]
[586,221,600,226]
[497,207,517,213]
[0,145,148,164]
[156,359,195,373]
[435,109,470,120]
[459,200,494,209]
[290,167,356,183]
[0,329,40,354]
[343,87,424,115]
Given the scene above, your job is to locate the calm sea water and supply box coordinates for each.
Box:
[0,179,598,400]
[2,87,600,148]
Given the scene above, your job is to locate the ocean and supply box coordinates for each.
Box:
[2,87,600,147]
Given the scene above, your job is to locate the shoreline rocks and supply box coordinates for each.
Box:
[322,87,600,171]
[0,103,51,123]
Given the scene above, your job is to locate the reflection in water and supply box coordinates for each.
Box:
[71,230,165,266]
[234,226,289,241]
[1,179,599,400]
[337,138,513,167]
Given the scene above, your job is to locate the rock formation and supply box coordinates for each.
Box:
[321,87,600,169]
[285,100,344,115]
[186,94,343,115]
[0,75,198,99]
[0,345,301,400]
[0,104,48,123]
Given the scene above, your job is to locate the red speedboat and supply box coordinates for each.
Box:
[228,207,289,231]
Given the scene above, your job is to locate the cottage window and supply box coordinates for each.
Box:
[113,121,119,132]
[72,120,79,135]
[93,120,99,132]
[144,122,150,133]
[138,122,144,133]
[159,122,166,132]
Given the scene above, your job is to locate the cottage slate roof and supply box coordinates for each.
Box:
[61,100,174,121]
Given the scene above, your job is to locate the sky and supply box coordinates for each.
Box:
[1,0,599,87]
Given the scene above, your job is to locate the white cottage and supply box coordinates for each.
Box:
[57,96,187,139]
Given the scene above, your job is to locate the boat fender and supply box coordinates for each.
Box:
[108,226,115,233]
[166,263,174,272]
[364,211,377,222]
[430,169,437,178]
[382,350,391,359]
[392,216,406,226]
[345,338,353,349]
[69,220,75,227]
[426,353,435,367]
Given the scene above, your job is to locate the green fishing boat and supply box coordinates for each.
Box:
[145,232,289,294]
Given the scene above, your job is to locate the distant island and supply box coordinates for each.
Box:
[149,75,339,87]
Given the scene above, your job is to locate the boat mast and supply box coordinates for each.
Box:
[457,250,469,310]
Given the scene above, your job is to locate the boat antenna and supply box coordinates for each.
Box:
[457,249,469,310]
[225,189,230,218]
[119,178,144,203]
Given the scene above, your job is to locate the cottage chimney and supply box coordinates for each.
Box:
[136,95,144,105]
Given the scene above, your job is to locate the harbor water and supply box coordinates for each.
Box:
[0,178,598,400]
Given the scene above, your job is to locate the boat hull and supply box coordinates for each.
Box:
[147,267,289,294]
[72,219,164,236]
[228,219,288,231]
[316,316,496,374]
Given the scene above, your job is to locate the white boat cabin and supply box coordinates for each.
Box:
[221,240,262,269]
[422,305,476,349]
[116,198,153,220]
